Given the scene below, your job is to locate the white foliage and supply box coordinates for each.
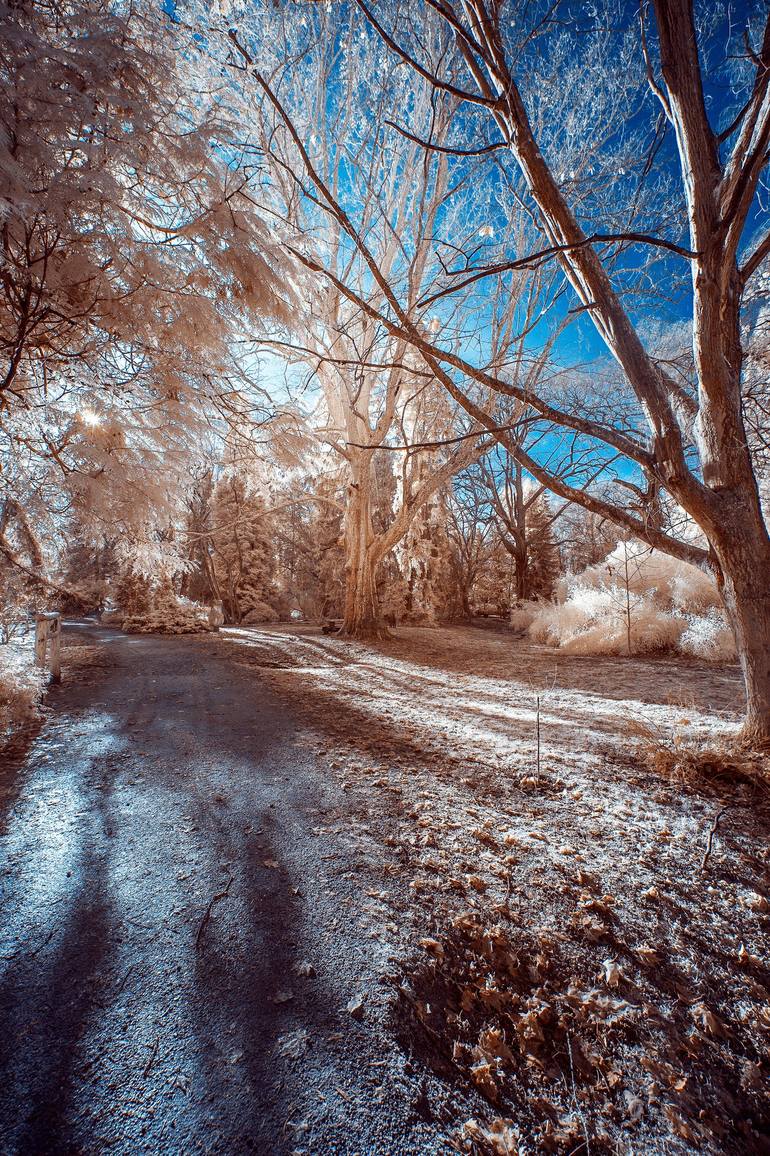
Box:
[0,643,45,736]
[679,610,736,662]
[114,540,195,582]
[527,541,736,660]
[0,0,298,576]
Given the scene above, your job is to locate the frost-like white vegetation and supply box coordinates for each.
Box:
[215,624,757,1156]
[522,542,736,660]
[122,593,210,635]
[0,640,45,736]
[221,623,739,774]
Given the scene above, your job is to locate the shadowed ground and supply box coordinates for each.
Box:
[0,624,445,1156]
[2,622,767,1155]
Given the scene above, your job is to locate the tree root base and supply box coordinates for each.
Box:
[338,622,393,642]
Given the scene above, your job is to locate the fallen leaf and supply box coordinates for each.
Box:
[664,1106,698,1142]
[460,1117,519,1154]
[419,938,445,958]
[470,1060,499,1100]
[601,958,622,988]
[474,1027,515,1067]
[691,1001,723,1036]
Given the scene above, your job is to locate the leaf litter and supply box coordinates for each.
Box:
[218,624,770,1153]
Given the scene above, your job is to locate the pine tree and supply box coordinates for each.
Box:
[112,571,153,617]
[210,475,277,623]
[525,492,561,601]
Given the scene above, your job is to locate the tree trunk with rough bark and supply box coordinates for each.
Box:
[340,464,390,640]
[707,492,770,745]
[724,572,770,746]
[514,548,528,604]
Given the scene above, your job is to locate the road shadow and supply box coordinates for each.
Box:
[0,627,332,1154]
[0,761,114,1153]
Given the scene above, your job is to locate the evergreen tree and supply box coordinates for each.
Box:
[524,492,561,601]
[112,570,153,616]
[210,474,277,623]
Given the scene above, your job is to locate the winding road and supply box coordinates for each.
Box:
[0,624,444,1155]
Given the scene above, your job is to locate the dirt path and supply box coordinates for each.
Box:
[2,623,769,1155]
[0,624,445,1155]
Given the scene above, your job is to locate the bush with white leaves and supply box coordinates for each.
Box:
[525,541,736,660]
[0,644,45,738]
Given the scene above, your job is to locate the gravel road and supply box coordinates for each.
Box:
[0,624,450,1156]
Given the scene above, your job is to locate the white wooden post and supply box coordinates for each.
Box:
[34,617,49,668]
[34,612,62,682]
[48,614,61,683]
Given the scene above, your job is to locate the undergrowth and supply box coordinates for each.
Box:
[627,720,770,801]
[392,908,770,1154]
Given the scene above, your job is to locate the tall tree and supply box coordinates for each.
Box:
[210,473,277,624]
[197,5,497,637]
[284,0,770,742]
[446,473,498,618]
[0,0,294,591]
[477,447,563,602]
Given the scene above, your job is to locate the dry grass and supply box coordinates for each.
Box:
[627,721,770,800]
[0,647,44,739]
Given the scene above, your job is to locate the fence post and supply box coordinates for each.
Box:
[34,612,62,682]
[48,614,61,683]
[208,601,225,630]
[34,617,49,668]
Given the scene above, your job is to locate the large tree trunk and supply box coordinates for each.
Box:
[513,463,529,603]
[514,546,528,603]
[709,500,770,746]
[461,583,472,619]
[341,543,388,639]
[340,463,389,640]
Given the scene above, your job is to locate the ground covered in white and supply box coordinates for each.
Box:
[218,623,769,1154]
[0,634,44,739]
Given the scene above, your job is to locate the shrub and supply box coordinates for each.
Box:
[509,601,543,633]
[527,541,736,660]
[0,645,45,738]
[679,609,737,661]
[122,592,210,635]
[241,600,278,625]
